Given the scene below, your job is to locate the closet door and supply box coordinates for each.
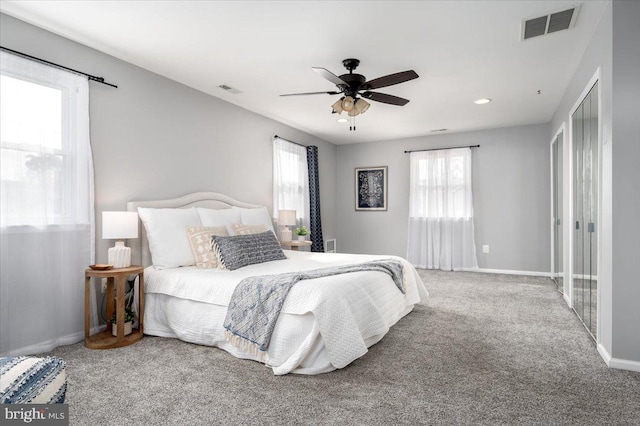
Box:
[573,103,585,322]
[587,83,598,338]
[572,82,598,339]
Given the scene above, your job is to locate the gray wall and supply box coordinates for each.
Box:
[336,123,550,273]
[611,0,640,364]
[550,0,614,354]
[0,13,337,263]
[551,0,640,366]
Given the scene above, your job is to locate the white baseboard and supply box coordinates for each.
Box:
[597,343,612,364]
[469,268,551,278]
[610,358,640,373]
[598,344,640,372]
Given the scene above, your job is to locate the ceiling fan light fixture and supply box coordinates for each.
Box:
[341,96,355,112]
[355,98,370,114]
[331,98,344,114]
[285,59,418,132]
[336,118,348,123]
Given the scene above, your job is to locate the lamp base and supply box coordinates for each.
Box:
[280,227,292,242]
[108,241,131,268]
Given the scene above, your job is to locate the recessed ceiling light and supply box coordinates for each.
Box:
[474,98,492,105]
[336,118,348,123]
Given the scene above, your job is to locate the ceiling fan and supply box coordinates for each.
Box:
[280,58,419,131]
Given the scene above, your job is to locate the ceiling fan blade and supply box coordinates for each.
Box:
[312,67,350,87]
[280,91,341,97]
[361,91,410,106]
[363,70,419,90]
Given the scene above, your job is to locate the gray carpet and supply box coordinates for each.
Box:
[42,270,640,425]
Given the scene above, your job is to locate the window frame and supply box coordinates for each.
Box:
[1,65,79,227]
[272,137,309,227]
[409,148,473,220]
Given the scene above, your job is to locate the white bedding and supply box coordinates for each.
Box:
[144,250,428,375]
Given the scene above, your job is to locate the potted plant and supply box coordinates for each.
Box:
[110,307,135,337]
[295,226,309,241]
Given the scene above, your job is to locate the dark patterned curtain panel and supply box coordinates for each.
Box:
[306,146,325,252]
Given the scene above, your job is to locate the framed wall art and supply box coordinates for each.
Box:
[355,166,388,211]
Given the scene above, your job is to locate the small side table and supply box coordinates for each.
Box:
[84,265,144,349]
[280,240,313,251]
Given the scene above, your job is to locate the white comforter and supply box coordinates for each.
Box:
[143,251,428,375]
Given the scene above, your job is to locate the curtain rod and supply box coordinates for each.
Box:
[404,145,480,154]
[1,46,118,88]
[273,135,307,148]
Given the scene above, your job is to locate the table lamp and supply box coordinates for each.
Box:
[277,210,296,242]
[102,211,139,268]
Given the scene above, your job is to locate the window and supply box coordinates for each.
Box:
[272,137,309,226]
[406,148,477,270]
[409,149,473,219]
[1,58,90,228]
[1,51,95,356]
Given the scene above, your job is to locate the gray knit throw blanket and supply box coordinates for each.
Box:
[223,260,405,359]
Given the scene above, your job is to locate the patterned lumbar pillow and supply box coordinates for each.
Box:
[186,226,229,268]
[231,223,268,236]
[0,356,67,403]
[212,231,286,271]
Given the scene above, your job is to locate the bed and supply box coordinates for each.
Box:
[127,192,428,375]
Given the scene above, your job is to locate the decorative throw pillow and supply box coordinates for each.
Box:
[0,356,67,403]
[231,223,268,236]
[138,207,202,269]
[212,231,286,271]
[186,226,229,269]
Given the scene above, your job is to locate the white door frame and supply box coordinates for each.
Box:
[567,67,602,339]
[549,122,566,294]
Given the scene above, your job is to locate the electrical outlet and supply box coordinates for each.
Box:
[482,245,490,254]
[101,278,107,293]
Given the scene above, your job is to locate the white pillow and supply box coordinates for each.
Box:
[196,207,241,235]
[138,207,202,269]
[238,207,275,234]
[231,223,267,235]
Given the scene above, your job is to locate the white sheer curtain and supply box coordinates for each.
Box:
[406,148,478,271]
[273,137,309,230]
[0,51,95,356]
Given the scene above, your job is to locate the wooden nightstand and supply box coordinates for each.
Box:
[280,240,313,251]
[84,265,144,349]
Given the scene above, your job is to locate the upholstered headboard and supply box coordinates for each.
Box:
[126,192,262,267]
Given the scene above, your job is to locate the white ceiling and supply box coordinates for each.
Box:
[0,1,609,145]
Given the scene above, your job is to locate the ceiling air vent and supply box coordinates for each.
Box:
[218,84,242,94]
[521,5,579,40]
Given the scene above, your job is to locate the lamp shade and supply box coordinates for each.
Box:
[355,98,370,114]
[277,210,297,227]
[332,98,344,114]
[341,96,355,112]
[102,211,139,240]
